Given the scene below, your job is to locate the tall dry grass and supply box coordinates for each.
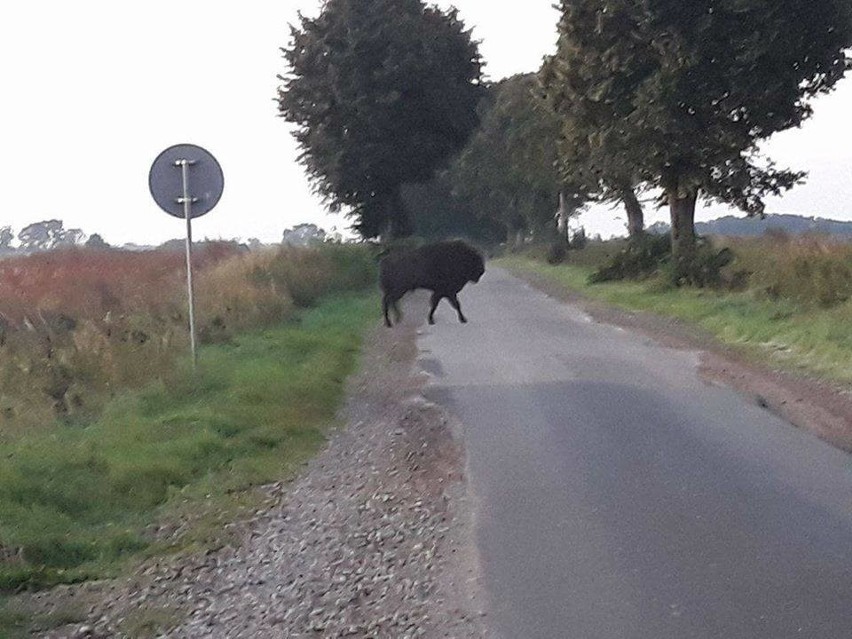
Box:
[0,243,377,436]
[720,232,852,307]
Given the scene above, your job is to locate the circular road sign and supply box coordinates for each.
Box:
[149,143,224,219]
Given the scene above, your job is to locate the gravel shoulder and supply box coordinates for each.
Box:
[510,267,852,452]
[24,301,486,638]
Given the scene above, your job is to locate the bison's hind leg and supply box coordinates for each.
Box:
[428,292,444,325]
[449,293,467,324]
[382,293,404,327]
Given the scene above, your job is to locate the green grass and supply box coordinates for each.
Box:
[0,293,377,607]
[499,255,852,385]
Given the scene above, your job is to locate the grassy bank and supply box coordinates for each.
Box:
[0,292,376,633]
[499,251,852,386]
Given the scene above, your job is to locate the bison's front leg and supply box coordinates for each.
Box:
[428,292,443,325]
[449,293,467,323]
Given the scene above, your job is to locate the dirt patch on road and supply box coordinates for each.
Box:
[513,269,852,453]
[20,311,485,638]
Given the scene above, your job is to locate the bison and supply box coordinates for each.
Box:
[379,240,485,327]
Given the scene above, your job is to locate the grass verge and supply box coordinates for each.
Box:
[0,292,377,635]
[499,255,852,386]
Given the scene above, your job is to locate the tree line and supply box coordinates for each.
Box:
[278,0,851,274]
[0,221,336,255]
[0,220,106,254]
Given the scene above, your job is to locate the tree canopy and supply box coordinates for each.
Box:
[450,74,585,243]
[544,0,852,260]
[277,0,484,239]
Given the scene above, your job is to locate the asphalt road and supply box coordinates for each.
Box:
[417,267,852,639]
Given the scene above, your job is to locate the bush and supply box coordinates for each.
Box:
[589,233,672,283]
[667,244,735,288]
[256,243,377,308]
[589,234,738,289]
[546,241,568,265]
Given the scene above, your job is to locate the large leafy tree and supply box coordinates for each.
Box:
[545,0,851,262]
[450,74,586,244]
[277,0,484,239]
[540,45,647,239]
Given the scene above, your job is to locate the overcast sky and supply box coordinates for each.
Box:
[1,2,850,246]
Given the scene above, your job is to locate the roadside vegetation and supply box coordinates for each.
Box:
[0,243,377,633]
[1,0,849,632]
[0,243,374,436]
[501,232,852,385]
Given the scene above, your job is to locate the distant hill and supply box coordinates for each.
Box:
[647,214,852,238]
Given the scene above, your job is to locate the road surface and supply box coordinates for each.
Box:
[417,267,852,639]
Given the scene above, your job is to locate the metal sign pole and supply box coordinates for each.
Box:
[177,158,198,368]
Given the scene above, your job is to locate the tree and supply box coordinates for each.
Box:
[17,220,87,252]
[450,74,586,245]
[540,43,647,240]
[545,0,851,264]
[85,233,110,249]
[277,0,484,239]
[0,226,13,252]
[54,228,86,248]
[282,223,327,247]
[18,220,63,252]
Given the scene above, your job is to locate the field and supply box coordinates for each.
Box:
[500,233,852,385]
[0,244,376,435]
[0,243,378,632]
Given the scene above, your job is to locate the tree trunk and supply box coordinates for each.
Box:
[385,189,413,240]
[669,189,697,262]
[555,191,571,245]
[621,186,644,239]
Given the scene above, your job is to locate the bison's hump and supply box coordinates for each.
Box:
[379,240,484,294]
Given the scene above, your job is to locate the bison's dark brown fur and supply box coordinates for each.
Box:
[379,240,485,327]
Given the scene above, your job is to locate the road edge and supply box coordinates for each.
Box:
[505,265,852,453]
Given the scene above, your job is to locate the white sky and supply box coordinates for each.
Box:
[0,2,849,245]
